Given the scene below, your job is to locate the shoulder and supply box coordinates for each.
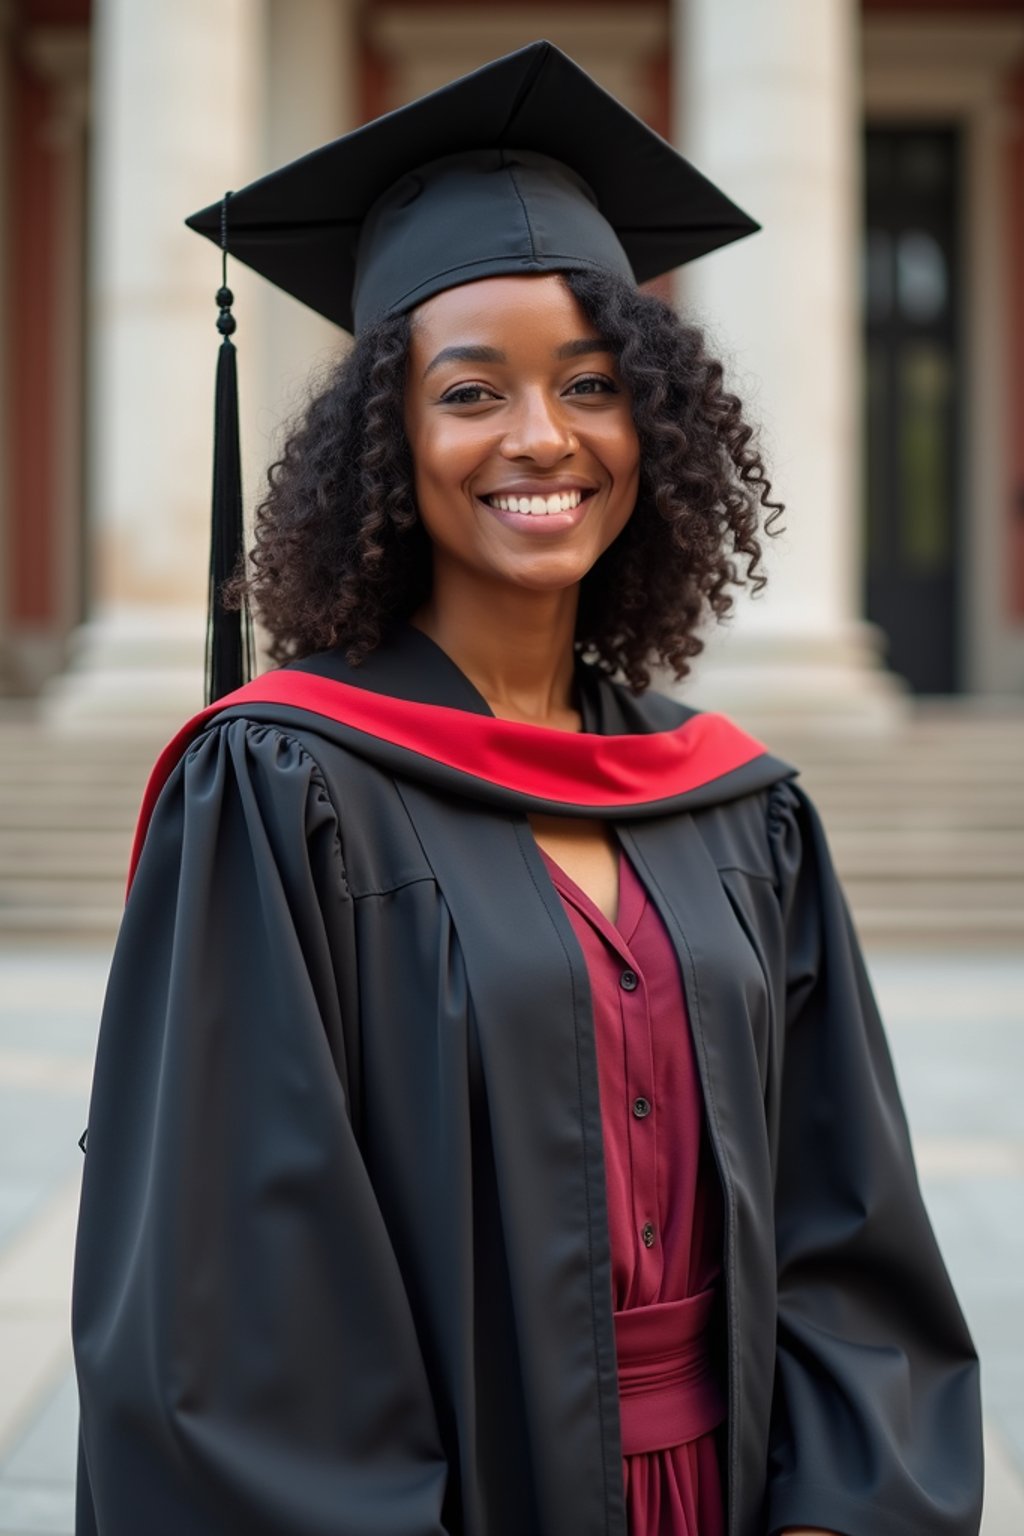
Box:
[140,712,344,862]
[179,714,336,795]
[591,670,803,820]
[764,775,831,860]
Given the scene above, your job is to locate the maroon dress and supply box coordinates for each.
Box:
[539,843,727,1536]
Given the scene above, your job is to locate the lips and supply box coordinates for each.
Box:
[480,488,593,516]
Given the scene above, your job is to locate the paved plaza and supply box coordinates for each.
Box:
[0,943,1021,1535]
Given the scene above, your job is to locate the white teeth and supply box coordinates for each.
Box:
[487,490,585,515]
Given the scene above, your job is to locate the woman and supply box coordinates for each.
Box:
[72,42,982,1536]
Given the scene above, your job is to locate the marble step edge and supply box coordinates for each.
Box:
[8,832,1021,856]
[4,785,1022,816]
[3,879,1024,913]
[6,853,1024,883]
[4,907,1022,946]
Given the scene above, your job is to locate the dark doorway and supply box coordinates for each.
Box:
[862,126,963,693]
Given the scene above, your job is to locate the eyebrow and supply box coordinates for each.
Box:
[554,338,615,361]
[422,338,614,379]
[423,344,505,379]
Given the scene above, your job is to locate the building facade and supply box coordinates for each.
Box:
[1,0,1022,723]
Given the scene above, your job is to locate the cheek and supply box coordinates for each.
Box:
[600,415,641,493]
[412,419,496,498]
[601,421,640,541]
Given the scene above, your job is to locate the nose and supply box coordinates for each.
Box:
[499,387,578,465]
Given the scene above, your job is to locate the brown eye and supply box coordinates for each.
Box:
[566,376,617,396]
[439,385,497,405]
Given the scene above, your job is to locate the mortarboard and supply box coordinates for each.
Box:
[185,39,761,702]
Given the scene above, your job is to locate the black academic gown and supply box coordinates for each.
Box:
[71,626,982,1536]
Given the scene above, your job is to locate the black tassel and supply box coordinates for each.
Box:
[206,192,254,705]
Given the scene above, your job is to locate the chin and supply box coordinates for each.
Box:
[501,560,596,592]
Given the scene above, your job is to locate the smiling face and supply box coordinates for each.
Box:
[403,274,640,609]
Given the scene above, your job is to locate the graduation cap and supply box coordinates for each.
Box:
[186,39,761,703]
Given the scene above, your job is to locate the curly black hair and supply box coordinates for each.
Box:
[228,269,784,691]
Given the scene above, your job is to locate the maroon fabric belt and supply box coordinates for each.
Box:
[613,1288,726,1456]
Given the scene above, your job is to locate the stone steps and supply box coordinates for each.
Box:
[828,833,1024,877]
[4,827,1024,878]
[1,702,1022,945]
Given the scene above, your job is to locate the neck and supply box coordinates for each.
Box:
[410,577,581,729]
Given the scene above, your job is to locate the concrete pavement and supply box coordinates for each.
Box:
[0,943,1021,1535]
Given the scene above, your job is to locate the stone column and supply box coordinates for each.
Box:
[47,0,363,728]
[260,0,359,438]
[45,0,270,728]
[671,0,905,732]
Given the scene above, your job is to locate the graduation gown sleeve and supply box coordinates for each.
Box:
[72,720,451,1536]
[763,780,982,1536]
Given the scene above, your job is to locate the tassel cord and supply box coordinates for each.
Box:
[205,191,255,705]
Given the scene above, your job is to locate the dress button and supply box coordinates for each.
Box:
[620,969,639,992]
[632,1096,652,1118]
[641,1222,656,1248]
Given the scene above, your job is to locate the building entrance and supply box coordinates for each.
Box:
[862,125,963,693]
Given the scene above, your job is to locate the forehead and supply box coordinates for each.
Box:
[408,273,594,351]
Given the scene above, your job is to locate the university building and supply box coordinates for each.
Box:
[1,0,1023,724]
